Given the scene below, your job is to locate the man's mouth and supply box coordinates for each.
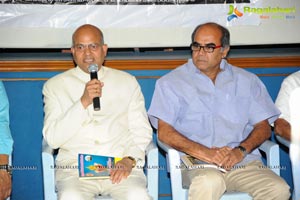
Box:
[197,59,207,63]
[84,58,94,63]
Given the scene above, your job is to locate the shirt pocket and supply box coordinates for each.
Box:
[216,94,250,125]
[176,96,213,139]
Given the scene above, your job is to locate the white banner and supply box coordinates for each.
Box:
[1,0,299,48]
[0,1,261,29]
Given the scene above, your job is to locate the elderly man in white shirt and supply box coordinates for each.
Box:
[42,24,152,200]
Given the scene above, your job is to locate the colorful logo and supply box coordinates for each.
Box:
[227,5,243,22]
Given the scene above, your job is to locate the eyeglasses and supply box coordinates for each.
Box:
[190,42,222,53]
[73,43,101,52]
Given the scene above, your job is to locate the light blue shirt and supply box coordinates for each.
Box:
[148,59,279,164]
[0,81,13,155]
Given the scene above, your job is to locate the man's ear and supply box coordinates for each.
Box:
[71,47,75,55]
[222,46,230,58]
[102,44,108,57]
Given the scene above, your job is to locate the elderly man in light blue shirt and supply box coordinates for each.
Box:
[148,22,290,200]
[0,81,13,200]
[150,58,276,167]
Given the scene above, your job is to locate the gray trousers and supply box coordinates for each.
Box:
[183,160,290,200]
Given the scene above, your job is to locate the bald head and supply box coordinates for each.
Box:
[191,22,230,48]
[72,24,104,47]
[71,24,108,73]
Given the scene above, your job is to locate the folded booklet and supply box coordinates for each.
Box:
[181,155,227,173]
[78,153,121,179]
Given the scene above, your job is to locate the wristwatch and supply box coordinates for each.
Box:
[0,164,12,176]
[124,156,136,168]
[236,145,247,158]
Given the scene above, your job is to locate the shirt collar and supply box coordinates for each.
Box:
[187,58,228,74]
[187,58,233,83]
[75,65,105,81]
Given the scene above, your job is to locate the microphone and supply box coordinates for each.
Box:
[88,64,101,111]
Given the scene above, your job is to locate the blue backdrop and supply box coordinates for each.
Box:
[1,65,299,200]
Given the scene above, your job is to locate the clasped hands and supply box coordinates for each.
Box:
[208,146,245,171]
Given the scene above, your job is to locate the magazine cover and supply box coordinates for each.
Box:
[78,153,121,179]
[181,155,227,173]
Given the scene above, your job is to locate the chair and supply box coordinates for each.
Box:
[276,135,299,200]
[42,141,159,200]
[157,137,280,200]
[275,88,300,200]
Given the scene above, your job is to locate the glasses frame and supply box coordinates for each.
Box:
[73,43,102,52]
[190,42,222,53]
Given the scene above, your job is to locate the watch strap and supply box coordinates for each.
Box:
[236,145,247,158]
[0,164,12,175]
[124,156,136,168]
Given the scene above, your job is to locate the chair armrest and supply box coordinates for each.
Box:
[145,141,159,200]
[275,135,290,148]
[258,140,280,176]
[146,141,158,157]
[157,138,182,172]
[42,139,56,154]
[42,150,57,200]
[157,138,187,199]
[157,137,172,154]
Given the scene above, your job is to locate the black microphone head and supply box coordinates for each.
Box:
[88,64,99,73]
